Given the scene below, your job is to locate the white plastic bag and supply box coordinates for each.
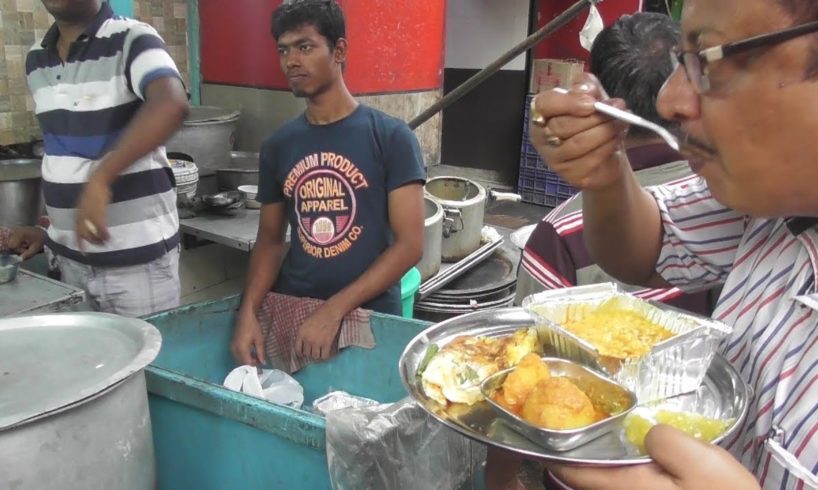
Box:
[580,3,604,51]
[223,365,304,409]
[312,391,379,417]
[325,398,486,490]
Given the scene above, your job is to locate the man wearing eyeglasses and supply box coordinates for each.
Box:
[531,1,818,489]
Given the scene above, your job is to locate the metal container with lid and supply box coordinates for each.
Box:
[417,197,444,281]
[424,177,521,261]
[216,151,260,191]
[0,158,42,226]
[424,177,486,261]
[0,313,162,490]
[166,106,240,177]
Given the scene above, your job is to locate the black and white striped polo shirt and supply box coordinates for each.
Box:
[26,2,181,267]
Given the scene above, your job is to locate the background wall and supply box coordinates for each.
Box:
[441,0,532,185]
[441,0,642,187]
[533,0,642,61]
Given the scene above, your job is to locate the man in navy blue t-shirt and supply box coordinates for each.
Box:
[231,0,425,363]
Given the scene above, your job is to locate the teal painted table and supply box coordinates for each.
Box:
[144,295,431,489]
[108,0,133,17]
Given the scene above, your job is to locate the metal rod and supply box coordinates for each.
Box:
[418,238,504,300]
[408,0,594,130]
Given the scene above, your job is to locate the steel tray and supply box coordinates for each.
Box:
[399,308,751,465]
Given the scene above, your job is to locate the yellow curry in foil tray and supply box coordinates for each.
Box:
[419,328,540,406]
[557,300,675,359]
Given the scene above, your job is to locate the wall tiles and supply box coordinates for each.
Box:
[0,1,50,145]
[0,0,191,146]
[134,0,190,86]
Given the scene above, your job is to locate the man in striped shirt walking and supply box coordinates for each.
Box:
[532,0,818,488]
[12,0,189,316]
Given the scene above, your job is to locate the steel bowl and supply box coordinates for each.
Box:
[0,254,22,284]
[480,357,638,452]
[216,151,259,191]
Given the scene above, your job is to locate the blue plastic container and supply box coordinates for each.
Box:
[144,295,430,490]
[518,95,579,208]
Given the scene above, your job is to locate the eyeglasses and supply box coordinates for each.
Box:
[672,20,818,94]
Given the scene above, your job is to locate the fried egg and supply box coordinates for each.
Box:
[421,328,540,406]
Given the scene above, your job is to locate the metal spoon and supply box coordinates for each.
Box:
[541,88,680,152]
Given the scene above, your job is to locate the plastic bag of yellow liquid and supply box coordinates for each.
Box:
[623,407,734,454]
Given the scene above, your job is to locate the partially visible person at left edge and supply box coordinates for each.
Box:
[15,0,189,316]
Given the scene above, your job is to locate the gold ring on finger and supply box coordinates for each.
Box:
[530,99,546,127]
[546,135,563,147]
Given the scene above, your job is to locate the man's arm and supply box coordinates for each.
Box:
[76,76,189,245]
[295,182,425,359]
[6,226,47,259]
[582,172,670,287]
[231,202,288,365]
[531,78,668,287]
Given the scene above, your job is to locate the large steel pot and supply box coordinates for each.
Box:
[424,177,520,261]
[418,197,444,281]
[216,151,260,191]
[166,106,240,177]
[0,313,162,490]
[0,158,42,226]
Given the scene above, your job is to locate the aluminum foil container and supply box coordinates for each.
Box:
[480,357,637,452]
[522,283,733,402]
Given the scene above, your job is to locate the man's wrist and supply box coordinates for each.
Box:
[238,302,258,317]
[91,154,124,186]
[324,296,351,322]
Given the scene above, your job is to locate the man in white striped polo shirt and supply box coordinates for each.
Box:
[515,13,713,318]
[12,0,189,317]
[532,1,818,488]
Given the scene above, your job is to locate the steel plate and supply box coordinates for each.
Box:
[399,308,751,465]
[419,286,515,306]
[429,242,518,299]
[415,292,516,312]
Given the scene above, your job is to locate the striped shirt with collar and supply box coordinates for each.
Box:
[25,3,181,267]
[650,177,818,489]
[518,145,710,316]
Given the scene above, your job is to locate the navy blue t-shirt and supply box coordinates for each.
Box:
[257,105,426,314]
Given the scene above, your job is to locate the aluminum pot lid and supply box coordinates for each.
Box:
[183,106,240,125]
[424,176,486,208]
[424,196,444,225]
[0,313,162,431]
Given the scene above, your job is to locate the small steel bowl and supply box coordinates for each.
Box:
[0,254,22,284]
[481,357,638,452]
